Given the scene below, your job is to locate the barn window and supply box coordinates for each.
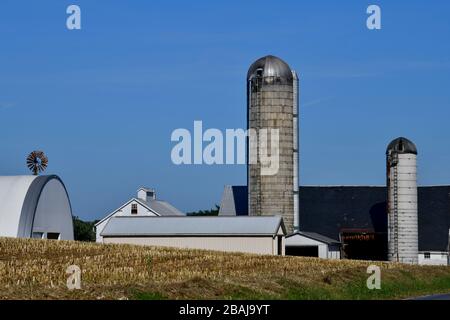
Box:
[131,203,138,214]
[424,252,431,259]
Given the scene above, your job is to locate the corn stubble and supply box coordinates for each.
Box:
[0,238,448,300]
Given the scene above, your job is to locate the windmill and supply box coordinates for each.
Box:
[26,151,48,175]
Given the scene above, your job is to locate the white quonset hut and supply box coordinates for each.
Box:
[100,216,286,256]
[0,175,74,240]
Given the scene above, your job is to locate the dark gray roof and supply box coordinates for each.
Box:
[386,137,418,155]
[135,197,184,216]
[101,216,285,237]
[247,55,293,82]
[218,185,450,252]
[219,185,248,216]
[286,231,341,246]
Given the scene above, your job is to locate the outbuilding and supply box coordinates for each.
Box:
[0,175,74,240]
[418,251,448,266]
[100,216,286,255]
[285,231,341,259]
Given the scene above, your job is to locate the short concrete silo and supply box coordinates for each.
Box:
[247,55,299,233]
[386,137,419,264]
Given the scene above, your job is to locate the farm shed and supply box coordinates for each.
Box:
[0,175,74,240]
[418,251,448,266]
[285,231,341,259]
[101,216,286,255]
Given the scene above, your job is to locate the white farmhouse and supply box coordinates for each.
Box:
[0,175,74,240]
[95,187,184,242]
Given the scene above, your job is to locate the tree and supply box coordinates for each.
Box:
[186,205,220,216]
[72,216,97,242]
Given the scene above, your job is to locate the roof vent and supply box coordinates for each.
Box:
[137,188,156,202]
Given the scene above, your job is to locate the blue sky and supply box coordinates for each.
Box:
[1,1,450,221]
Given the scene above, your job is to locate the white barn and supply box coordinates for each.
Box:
[0,175,74,240]
[100,216,286,255]
[95,187,184,242]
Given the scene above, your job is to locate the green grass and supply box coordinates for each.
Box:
[134,291,167,300]
[134,273,450,300]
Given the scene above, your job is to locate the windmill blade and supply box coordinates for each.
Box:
[26,150,48,175]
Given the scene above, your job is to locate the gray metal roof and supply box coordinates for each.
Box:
[286,231,341,246]
[94,196,184,227]
[247,55,293,82]
[386,137,418,155]
[101,216,285,237]
[134,197,184,216]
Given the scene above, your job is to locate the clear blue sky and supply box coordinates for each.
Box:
[1,1,450,221]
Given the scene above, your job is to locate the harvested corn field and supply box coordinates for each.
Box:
[0,237,449,300]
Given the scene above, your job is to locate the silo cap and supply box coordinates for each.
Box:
[247,55,293,82]
[386,137,418,155]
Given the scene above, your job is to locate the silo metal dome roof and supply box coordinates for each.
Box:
[386,137,418,155]
[247,55,293,81]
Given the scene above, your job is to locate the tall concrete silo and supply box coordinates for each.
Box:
[247,55,299,234]
[386,137,419,264]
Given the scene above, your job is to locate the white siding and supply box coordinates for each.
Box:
[103,236,280,255]
[328,246,341,259]
[95,219,109,243]
[117,200,154,216]
[418,252,448,266]
[137,190,147,202]
[96,200,158,242]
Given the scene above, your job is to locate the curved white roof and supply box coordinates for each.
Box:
[0,175,73,239]
[0,176,37,237]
